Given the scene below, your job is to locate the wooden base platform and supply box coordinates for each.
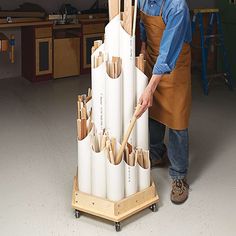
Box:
[72,174,159,231]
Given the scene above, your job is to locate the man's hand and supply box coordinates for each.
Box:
[136,74,163,118]
[137,85,154,118]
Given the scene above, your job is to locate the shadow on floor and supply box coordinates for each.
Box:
[188,83,236,184]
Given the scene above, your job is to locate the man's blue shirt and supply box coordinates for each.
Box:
[138,0,192,75]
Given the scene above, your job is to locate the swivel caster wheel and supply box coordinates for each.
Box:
[75,209,81,218]
[115,222,121,232]
[149,203,158,212]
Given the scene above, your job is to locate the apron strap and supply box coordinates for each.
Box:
[159,0,166,16]
[141,0,147,12]
[141,0,165,16]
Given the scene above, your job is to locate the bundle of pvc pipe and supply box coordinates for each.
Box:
[77,0,151,200]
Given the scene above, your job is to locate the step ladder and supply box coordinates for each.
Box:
[191,8,234,95]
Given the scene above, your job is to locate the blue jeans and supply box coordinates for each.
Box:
[149,118,189,180]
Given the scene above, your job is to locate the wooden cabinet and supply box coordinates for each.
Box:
[36,38,52,76]
[21,16,108,81]
[83,23,105,34]
[53,24,81,79]
[80,18,107,73]
[82,33,104,70]
[22,25,53,82]
[53,37,80,79]
[35,27,52,38]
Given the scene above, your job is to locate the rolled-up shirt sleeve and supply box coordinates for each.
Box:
[153,7,190,75]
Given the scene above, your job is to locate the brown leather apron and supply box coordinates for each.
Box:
[140,0,192,130]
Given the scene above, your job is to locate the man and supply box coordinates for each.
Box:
[136,0,192,204]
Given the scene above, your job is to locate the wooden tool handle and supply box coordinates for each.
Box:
[116,104,142,164]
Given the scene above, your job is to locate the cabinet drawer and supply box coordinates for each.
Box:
[35,27,52,38]
[83,23,105,34]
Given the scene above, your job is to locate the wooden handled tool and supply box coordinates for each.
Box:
[116,104,142,164]
[0,33,9,52]
[10,35,15,63]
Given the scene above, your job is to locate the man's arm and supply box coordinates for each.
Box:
[152,6,191,75]
[137,74,163,118]
[137,5,191,118]
[140,19,147,57]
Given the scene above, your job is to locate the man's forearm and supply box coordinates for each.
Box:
[141,41,146,50]
[141,41,146,56]
[148,74,163,93]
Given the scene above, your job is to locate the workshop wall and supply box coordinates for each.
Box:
[0,0,216,11]
[216,0,236,83]
[187,0,216,9]
[0,0,216,80]
[0,1,106,80]
[0,0,107,12]
[0,29,21,80]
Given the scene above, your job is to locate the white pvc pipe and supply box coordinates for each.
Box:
[125,161,138,197]
[120,24,136,146]
[106,142,125,201]
[136,68,149,150]
[91,44,106,134]
[91,148,107,198]
[105,73,122,143]
[77,128,93,194]
[138,151,151,191]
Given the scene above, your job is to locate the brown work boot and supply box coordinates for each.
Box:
[151,151,170,168]
[171,178,189,204]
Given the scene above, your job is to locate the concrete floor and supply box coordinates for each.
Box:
[0,75,236,236]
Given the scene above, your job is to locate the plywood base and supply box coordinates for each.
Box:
[72,174,159,224]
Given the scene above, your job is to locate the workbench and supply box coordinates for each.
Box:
[0,14,108,81]
[0,19,53,29]
[53,23,82,79]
